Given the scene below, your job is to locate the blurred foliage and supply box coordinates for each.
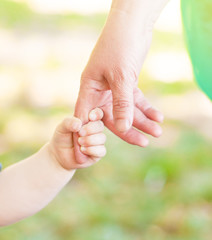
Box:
[138,77,196,96]
[0,0,212,240]
[0,0,107,30]
[1,120,212,240]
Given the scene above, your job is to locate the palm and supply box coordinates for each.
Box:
[73,8,163,164]
[74,84,163,164]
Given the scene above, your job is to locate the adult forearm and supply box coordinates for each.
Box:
[112,0,147,15]
[111,0,169,31]
[0,144,75,226]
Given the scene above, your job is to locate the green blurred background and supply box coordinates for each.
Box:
[0,0,212,239]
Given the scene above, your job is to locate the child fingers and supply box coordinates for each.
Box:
[79,120,104,137]
[89,108,104,121]
[78,133,106,147]
[90,156,101,163]
[56,117,82,134]
[80,145,106,158]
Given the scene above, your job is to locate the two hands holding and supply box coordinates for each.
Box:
[73,0,166,165]
[49,107,107,170]
[0,0,168,226]
[51,0,167,169]
[0,108,106,226]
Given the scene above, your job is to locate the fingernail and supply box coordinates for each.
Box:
[78,137,83,145]
[158,115,164,123]
[142,138,149,147]
[115,119,131,132]
[81,146,86,152]
[89,112,96,121]
[155,112,164,123]
[154,127,162,138]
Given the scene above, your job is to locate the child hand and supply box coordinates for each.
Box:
[48,108,106,170]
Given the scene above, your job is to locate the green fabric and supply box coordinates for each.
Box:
[181,0,212,100]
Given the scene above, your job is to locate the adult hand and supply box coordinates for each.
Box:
[74,0,168,164]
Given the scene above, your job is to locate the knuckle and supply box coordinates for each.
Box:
[109,66,138,85]
[113,67,129,82]
[113,99,131,112]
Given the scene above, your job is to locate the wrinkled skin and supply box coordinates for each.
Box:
[74,2,169,164]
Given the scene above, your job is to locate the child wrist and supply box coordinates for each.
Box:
[45,143,77,172]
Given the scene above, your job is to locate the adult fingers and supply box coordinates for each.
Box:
[110,80,134,133]
[133,107,162,138]
[102,106,149,147]
[134,88,164,123]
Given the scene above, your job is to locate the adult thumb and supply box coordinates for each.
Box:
[111,81,134,132]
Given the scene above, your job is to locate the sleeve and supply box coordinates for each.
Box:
[181,0,212,100]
